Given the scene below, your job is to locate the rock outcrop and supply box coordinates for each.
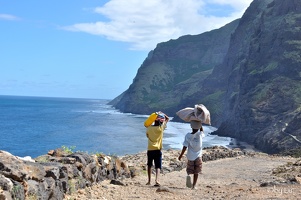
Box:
[0,149,130,200]
[0,146,252,199]
[212,0,301,153]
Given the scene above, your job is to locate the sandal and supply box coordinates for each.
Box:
[154,182,161,187]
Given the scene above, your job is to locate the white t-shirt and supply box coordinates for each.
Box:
[183,131,204,161]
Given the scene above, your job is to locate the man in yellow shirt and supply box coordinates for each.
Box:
[145,112,169,186]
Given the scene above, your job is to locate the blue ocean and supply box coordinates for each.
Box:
[0,95,232,158]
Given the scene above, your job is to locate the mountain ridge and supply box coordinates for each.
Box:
[110,0,301,154]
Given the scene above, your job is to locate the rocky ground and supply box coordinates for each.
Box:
[64,148,301,200]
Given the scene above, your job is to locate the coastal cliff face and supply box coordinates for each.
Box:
[214,0,301,153]
[110,0,301,154]
[110,19,239,118]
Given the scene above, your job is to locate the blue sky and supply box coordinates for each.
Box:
[0,0,252,100]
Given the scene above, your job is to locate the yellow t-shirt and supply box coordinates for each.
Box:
[146,122,167,150]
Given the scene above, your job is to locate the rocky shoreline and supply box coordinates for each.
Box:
[0,146,300,200]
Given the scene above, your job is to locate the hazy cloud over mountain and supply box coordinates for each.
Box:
[63,0,252,50]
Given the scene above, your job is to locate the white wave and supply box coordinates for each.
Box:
[163,121,231,150]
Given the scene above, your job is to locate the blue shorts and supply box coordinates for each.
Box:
[147,150,162,169]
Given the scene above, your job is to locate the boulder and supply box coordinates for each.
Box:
[0,150,131,199]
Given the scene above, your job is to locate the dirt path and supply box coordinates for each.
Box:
[65,153,301,200]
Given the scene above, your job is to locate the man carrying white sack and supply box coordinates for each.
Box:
[178,120,205,190]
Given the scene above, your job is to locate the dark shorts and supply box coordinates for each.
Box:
[186,157,202,175]
[147,150,162,169]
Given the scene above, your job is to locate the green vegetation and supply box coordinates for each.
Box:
[27,193,38,200]
[286,40,301,50]
[170,61,213,84]
[289,83,301,103]
[233,58,247,71]
[202,90,225,115]
[284,51,301,63]
[250,62,279,75]
[68,179,77,195]
[34,156,49,163]
[11,185,22,200]
[249,69,259,75]
[264,62,278,71]
[284,13,301,27]
[230,92,238,99]
[253,84,270,103]
[280,147,301,158]
[61,145,76,154]
[92,152,105,157]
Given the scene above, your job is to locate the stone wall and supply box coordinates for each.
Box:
[0,149,130,200]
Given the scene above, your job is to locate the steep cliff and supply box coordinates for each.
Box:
[110,19,240,121]
[110,0,301,153]
[214,0,301,153]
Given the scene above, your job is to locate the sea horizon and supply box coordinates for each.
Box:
[0,95,232,158]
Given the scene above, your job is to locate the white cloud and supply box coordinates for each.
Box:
[209,0,252,10]
[206,0,253,18]
[0,14,20,21]
[63,0,253,51]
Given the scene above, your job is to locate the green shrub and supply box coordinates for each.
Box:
[61,145,76,154]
